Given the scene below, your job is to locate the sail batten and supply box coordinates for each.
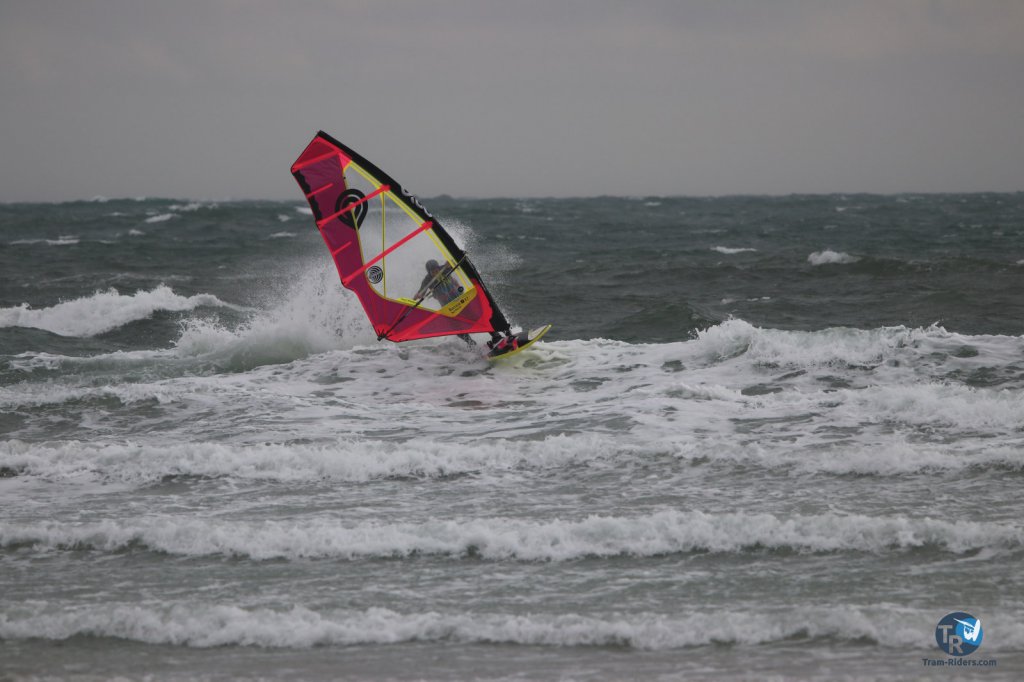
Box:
[305,182,335,198]
[291,131,510,342]
[341,220,433,287]
[316,184,389,227]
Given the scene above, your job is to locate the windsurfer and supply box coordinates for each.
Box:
[417,260,474,346]
[416,260,460,303]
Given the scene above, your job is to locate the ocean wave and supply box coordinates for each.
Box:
[808,250,859,265]
[689,319,897,367]
[168,202,215,212]
[166,266,377,369]
[659,376,1024,436]
[0,381,187,410]
[691,319,1024,375]
[3,510,1018,561]
[7,320,1024,468]
[659,434,1024,476]
[2,261,389,372]
[1,602,1014,650]
[0,434,610,484]
[3,423,1021,486]
[9,235,80,246]
[0,285,237,337]
[711,246,757,254]
[845,383,1024,431]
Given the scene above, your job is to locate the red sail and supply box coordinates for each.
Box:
[291,132,510,342]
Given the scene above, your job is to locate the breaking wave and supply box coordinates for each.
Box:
[167,266,374,368]
[712,246,757,254]
[0,285,237,337]
[0,434,610,484]
[3,510,1019,561]
[3,602,1020,651]
[808,250,859,265]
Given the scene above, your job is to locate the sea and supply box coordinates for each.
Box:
[1,193,1023,681]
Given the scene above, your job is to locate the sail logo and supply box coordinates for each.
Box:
[400,187,433,219]
[441,288,476,317]
[935,612,983,656]
[335,189,367,228]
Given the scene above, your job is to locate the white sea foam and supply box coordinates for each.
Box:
[711,246,757,254]
[0,285,236,337]
[0,433,611,484]
[658,432,1024,476]
[3,510,1017,560]
[705,319,892,367]
[268,231,296,239]
[294,206,312,215]
[671,382,748,402]
[168,202,213,212]
[669,322,1024,448]
[0,381,184,410]
[169,265,374,367]
[1,263,378,373]
[144,213,175,223]
[7,317,1023,478]
[808,250,859,265]
[720,296,770,305]
[1,602,979,650]
[9,236,79,246]
[844,383,1024,431]
[689,319,1013,374]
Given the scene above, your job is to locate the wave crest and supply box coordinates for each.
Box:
[0,285,236,337]
[808,250,859,265]
[3,602,1019,650]
[3,510,1018,561]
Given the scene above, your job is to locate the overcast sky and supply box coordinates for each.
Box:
[1,1,1022,201]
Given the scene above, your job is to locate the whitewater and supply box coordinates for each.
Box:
[2,194,1023,680]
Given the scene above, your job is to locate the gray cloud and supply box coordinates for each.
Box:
[1,0,1022,201]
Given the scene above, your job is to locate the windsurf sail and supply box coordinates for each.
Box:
[291,131,510,342]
